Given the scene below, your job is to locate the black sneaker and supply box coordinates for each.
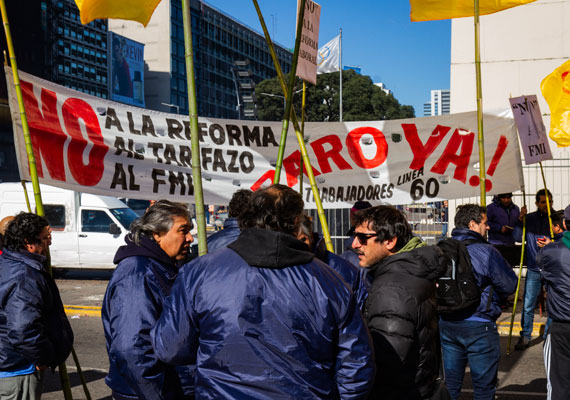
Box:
[514,337,530,350]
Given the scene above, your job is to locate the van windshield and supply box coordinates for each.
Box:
[110,208,139,230]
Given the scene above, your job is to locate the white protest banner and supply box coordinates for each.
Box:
[509,95,553,165]
[295,0,321,85]
[6,68,524,208]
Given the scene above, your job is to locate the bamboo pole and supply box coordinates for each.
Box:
[71,348,92,400]
[252,0,334,252]
[299,80,307,193]
[0,3,44,217]
[181,0,208,255]
[474,0,487,206]
[0,3,74,399]
[21,180,31,212]
[507,190,526,355]
[273,0,306,184]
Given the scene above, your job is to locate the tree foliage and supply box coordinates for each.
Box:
[255,70,415,122]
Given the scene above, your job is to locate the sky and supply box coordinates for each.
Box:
[208,1,451,117]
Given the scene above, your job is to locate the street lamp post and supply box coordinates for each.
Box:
[260,88,303,110]
[161,102,180,114]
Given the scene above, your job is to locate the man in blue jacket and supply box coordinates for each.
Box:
[152,184,375,399]
[514,189,555,350]
[439,204,517,400]
[294,213,369,311]
[486,193,520,245]
[540,205,570,400]
[486,193,522,266]
[102,200,195,399]
[206,188,252,253]
[0,213,73,399]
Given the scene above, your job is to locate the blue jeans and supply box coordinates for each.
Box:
[521,269,542,339]
[440,319,500,400]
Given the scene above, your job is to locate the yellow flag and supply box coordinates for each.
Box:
[410,0,537,22]
[541,60,570,148]
[74,0,161,26]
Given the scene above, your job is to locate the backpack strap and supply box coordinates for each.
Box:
[460,238,494,311]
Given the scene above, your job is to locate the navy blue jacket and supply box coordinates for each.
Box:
[486,198,520,244]
[102,236,193,399]
[514,210,555,272]
[539,232,570,322]
[0,249,73,371]
[313,234,368,311]
[450,228,517,321]
[151,228,375,399]
[205,218,240,253]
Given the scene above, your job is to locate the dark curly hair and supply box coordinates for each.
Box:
[3,212,49,251]
[238,184,304,235]
[353,205,412,252]
[535,189,552,203]
[454,204,486,228]
[228,189,253,218]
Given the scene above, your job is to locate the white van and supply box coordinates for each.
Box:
[0,183,139,269]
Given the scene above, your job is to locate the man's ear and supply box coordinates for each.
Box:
[385,236,398,252]
[153,232,161,244]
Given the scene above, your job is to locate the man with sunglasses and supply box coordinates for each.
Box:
[352,205,448,400]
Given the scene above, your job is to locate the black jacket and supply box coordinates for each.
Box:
[0,249,73,371]
[365,238,446,400]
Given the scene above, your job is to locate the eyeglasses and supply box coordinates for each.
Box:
[354,232,379,244]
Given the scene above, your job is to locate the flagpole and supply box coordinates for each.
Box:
[474,0,487,206]
[253,0,335,253]
[339,28,343,122]
[181,0,208,255]
[273,0,306,184]
[0,2,74,399]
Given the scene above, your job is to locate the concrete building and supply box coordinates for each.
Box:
[109,0,292,119]
[423,89,450,116]
[374,82,391,95]
[449,0,570,222]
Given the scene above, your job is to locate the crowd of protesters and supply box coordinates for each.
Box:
[1,187,569,400]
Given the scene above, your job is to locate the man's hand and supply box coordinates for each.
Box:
[36,365,47,371]
[537,237,551,248]
[519,206,528,220]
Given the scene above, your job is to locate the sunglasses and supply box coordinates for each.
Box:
[354,232,379,244]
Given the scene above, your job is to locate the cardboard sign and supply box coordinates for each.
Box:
[295,0,321,84]
[509,95,553,164]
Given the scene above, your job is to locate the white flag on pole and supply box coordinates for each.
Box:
[317,35,340,74]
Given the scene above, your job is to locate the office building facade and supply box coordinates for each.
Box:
[109,0,292,119]
[0,0,109,182]
[423,89,450,116]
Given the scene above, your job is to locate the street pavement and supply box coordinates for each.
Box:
[46,273,548,400]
